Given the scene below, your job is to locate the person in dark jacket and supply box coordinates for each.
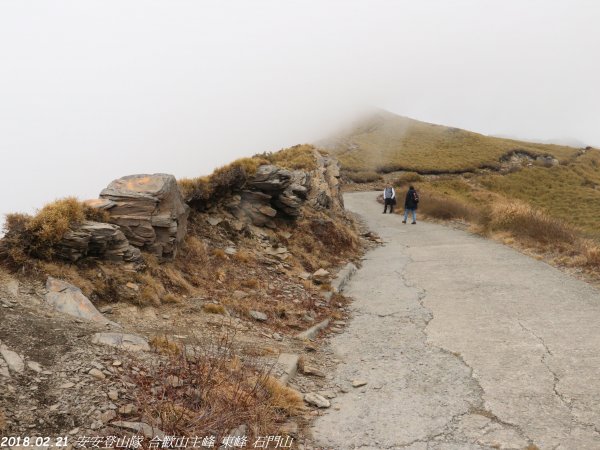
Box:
[402,185,419,224]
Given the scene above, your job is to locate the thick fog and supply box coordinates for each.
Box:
[1,0,599,221]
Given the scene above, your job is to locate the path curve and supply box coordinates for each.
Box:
[311,191,600,450]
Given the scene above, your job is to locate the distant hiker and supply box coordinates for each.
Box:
[382,186,396,214]
[402,185,419,224]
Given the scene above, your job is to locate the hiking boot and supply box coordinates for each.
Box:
[402,220,406,224]
[411,221,417,224]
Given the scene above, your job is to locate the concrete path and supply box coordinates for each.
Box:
[311,192,600,450]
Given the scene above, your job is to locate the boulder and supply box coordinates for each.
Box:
[0,342,24,374]
[45,277,118,326]
[56,221,141,263]
[99,174,189,259]
[308,152,344,211]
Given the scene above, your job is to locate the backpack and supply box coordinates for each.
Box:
[385,187,393,199]
[412,190,419,204]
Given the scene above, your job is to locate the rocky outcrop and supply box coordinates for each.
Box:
[308,152,344,212]
[225,151,343,228]
[56,221,142,263]
[97,174,189,259]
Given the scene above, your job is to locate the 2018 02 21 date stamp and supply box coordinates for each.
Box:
[1,436,69,448]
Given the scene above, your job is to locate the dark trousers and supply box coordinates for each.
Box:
[383,198,394,213]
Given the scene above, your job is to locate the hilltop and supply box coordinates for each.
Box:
[319,109,583,175]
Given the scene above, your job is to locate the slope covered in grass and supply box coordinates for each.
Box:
[320,110,580,174]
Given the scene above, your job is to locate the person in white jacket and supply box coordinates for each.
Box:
[382,186,396,214]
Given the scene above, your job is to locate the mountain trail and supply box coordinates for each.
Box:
[310,191,600,450]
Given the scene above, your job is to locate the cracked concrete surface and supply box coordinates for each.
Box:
[310,192,600,449]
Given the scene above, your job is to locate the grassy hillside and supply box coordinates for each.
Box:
[321,110,581,174]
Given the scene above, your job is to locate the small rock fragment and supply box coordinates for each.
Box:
[304,393,331,408]
[249,310,268,322]
[89,368,106,380]
[352,379,368,388]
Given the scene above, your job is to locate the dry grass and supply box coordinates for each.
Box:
[324,110,580,174]
[150,335,183,356]
[0,409,6,432]
[180,145,318,211]
[0,197,110,265]
[409,182,600,277]
[479,151,600,235]
[345,170,382,183]
[480,201,577,245]
[129,332,302,439]
[417,192,480,222]
[259,144,318,171]
[179,156,269,210]
[203,303,227,315]
[162,293,180,304]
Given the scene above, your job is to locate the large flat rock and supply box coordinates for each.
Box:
[45,277,118,326]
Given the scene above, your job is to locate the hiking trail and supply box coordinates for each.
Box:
[310,191,600,450]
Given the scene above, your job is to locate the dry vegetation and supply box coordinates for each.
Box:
[180,144,318,210]
[129,332,304,440]
[0,197,109,266]
[323,110,580,174]
[387,179,600,280]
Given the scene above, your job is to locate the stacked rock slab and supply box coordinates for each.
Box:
[226,152,344,228]
[56,221,142,263]
[98,174,189,259]
[240,165,310,227]
[308,151,344,212]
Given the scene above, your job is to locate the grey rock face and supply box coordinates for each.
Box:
[99,173,189,259]
[45,277,118,326]
[56,220,141,263]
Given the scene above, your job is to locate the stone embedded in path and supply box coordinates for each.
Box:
[91,332,150,352]
[352,379,368,388]
[304,393,331,408]
[45,277,118,326]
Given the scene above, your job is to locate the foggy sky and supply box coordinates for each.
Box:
[1,1,599,222]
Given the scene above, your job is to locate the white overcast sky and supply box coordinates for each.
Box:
[1,0,599,221]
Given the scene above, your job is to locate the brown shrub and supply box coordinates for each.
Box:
[418,193,481,221]
[128,332,295,438]
[203,303,227,315]
[345,170,382,183]
[261,144,317,171]
[578,240,600,267]
[481,201,576,245]
[162,293,180,304]
[150,335,183,356]
[180,156,271,209]
[309,218,358,251]
[397,171,423,183]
